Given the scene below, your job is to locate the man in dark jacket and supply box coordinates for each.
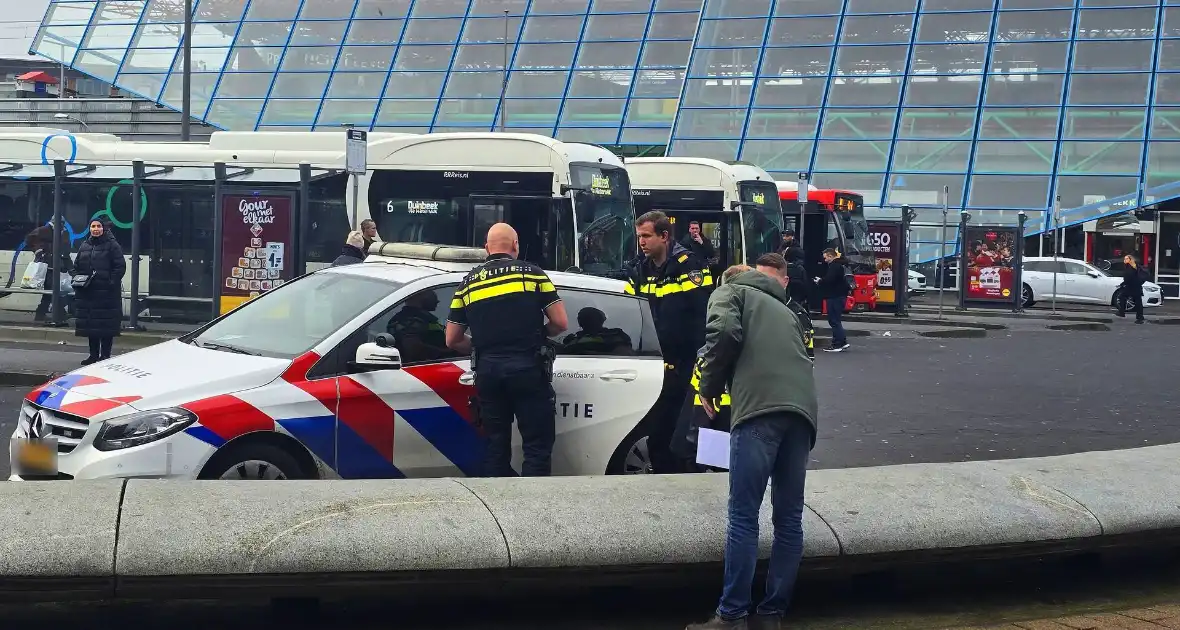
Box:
[680,220,716,263]
[782,247,812,311]
[331,231,366,267]
[816,248,850,352]
[687,264,818,630]
[1117,253,1146,324]
[625,211,713,474]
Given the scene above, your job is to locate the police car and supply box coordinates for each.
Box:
[9,244,664,481]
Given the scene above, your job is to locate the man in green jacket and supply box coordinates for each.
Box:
[687,258,818,630]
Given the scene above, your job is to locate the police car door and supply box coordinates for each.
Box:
[545,287,665,475]
[338,283,481,479]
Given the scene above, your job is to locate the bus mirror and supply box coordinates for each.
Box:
[561,184,589,196]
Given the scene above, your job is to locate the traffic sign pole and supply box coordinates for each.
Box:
[345,127,368,230]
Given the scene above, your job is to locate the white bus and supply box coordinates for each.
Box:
[0,129,637,321]
[625,157,785,273]
[353,133,635,276]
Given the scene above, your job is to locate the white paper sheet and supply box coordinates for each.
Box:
[695,428,731,470]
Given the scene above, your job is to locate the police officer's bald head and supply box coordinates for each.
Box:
[486,223,519,258]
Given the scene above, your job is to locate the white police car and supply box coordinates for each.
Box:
[10,244,663,481]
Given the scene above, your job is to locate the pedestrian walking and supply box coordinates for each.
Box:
[686,263,818,630]
[331,231,367,267]
[815,248,851,352]
[445,223,568,477]
[624,210,712,474]
[1116,253,1147,324]
[73,220,125,365]
[25,221,73,322]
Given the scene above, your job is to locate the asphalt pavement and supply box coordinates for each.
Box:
[0,321,1174,478]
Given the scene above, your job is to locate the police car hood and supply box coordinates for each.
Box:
[25,339,289,420]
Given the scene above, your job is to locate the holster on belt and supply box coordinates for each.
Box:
[538,341,557,382]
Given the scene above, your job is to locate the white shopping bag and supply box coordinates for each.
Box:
[20,261,47,289]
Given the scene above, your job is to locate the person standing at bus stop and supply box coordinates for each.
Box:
[445,223,568,477]
[625,211,713,474]
[74,220,125,365]
[816,248,851,353]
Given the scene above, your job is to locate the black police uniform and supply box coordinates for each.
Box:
[624,242,712,474]
[446,253,562,477]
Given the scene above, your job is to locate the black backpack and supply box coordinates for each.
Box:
[1138,266,1149,283]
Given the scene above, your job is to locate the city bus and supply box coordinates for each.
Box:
[777,183,878,312]
[352,133,634,278]
[625,158,784,278]
[0,129,635,321]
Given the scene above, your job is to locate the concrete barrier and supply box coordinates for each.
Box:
[1,444,1178,601]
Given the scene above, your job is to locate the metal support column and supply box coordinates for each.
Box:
[130,160,144,330]
[957,210,970,312]
[897,205,916,317]
[181,0,193,141]
[211,162,225,322]
[936,186,950,320]
[50,159,64,326]
[298,163,311,277]
[1014,210,1028,314]
[1051,195,1061,316]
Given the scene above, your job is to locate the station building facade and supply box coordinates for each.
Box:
[26,0,1180,298]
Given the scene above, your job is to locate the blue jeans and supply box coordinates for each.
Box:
[717,412,811,620]
[825,297,846,346]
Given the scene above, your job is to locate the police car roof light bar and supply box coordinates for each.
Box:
[368,242,488,263]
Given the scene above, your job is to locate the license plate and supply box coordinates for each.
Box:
[11,438,58,476]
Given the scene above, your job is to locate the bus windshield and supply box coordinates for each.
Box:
[570,163,635,277]
[738,181,785,265]
[834,192,875,274]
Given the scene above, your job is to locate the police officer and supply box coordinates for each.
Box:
[625,211,713,474]
[445,223,569,477]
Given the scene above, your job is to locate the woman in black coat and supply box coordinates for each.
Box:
[74,220,126,365]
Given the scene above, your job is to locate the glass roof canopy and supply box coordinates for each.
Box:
[29,0,1180,259]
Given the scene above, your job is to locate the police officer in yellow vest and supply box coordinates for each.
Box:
[445,223,569,477]
[625,211,713,474]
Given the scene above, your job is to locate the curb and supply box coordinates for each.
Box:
[851,315,1006,330]
[3,443,1178,602]
[1046,322,1112,332]
[917,328,988,339]
[906,307,1112,324]
[0,371,53,387]
[0,327,173,350]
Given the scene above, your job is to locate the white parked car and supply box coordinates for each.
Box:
[1019,256,1162,309]
[908,269,927,294]
[10,247,663,481]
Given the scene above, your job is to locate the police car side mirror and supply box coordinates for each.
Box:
[351,342,402,373]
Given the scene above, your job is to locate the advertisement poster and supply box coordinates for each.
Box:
[964,226,1018,302]
[868,222,901,304]
[219,194,293,315]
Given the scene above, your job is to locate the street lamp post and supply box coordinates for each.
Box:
[181,0,193,141]
[1050,195,1061,315]
[53,112,89,131]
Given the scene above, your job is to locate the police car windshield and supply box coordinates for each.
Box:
[190,273,401,360]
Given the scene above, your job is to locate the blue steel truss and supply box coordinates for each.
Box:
[29,0,1180,263]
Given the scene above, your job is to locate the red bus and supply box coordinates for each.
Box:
[777,183,878,312]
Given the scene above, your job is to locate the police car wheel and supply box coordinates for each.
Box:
[606,432,652,475]
[199,443,306,481]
